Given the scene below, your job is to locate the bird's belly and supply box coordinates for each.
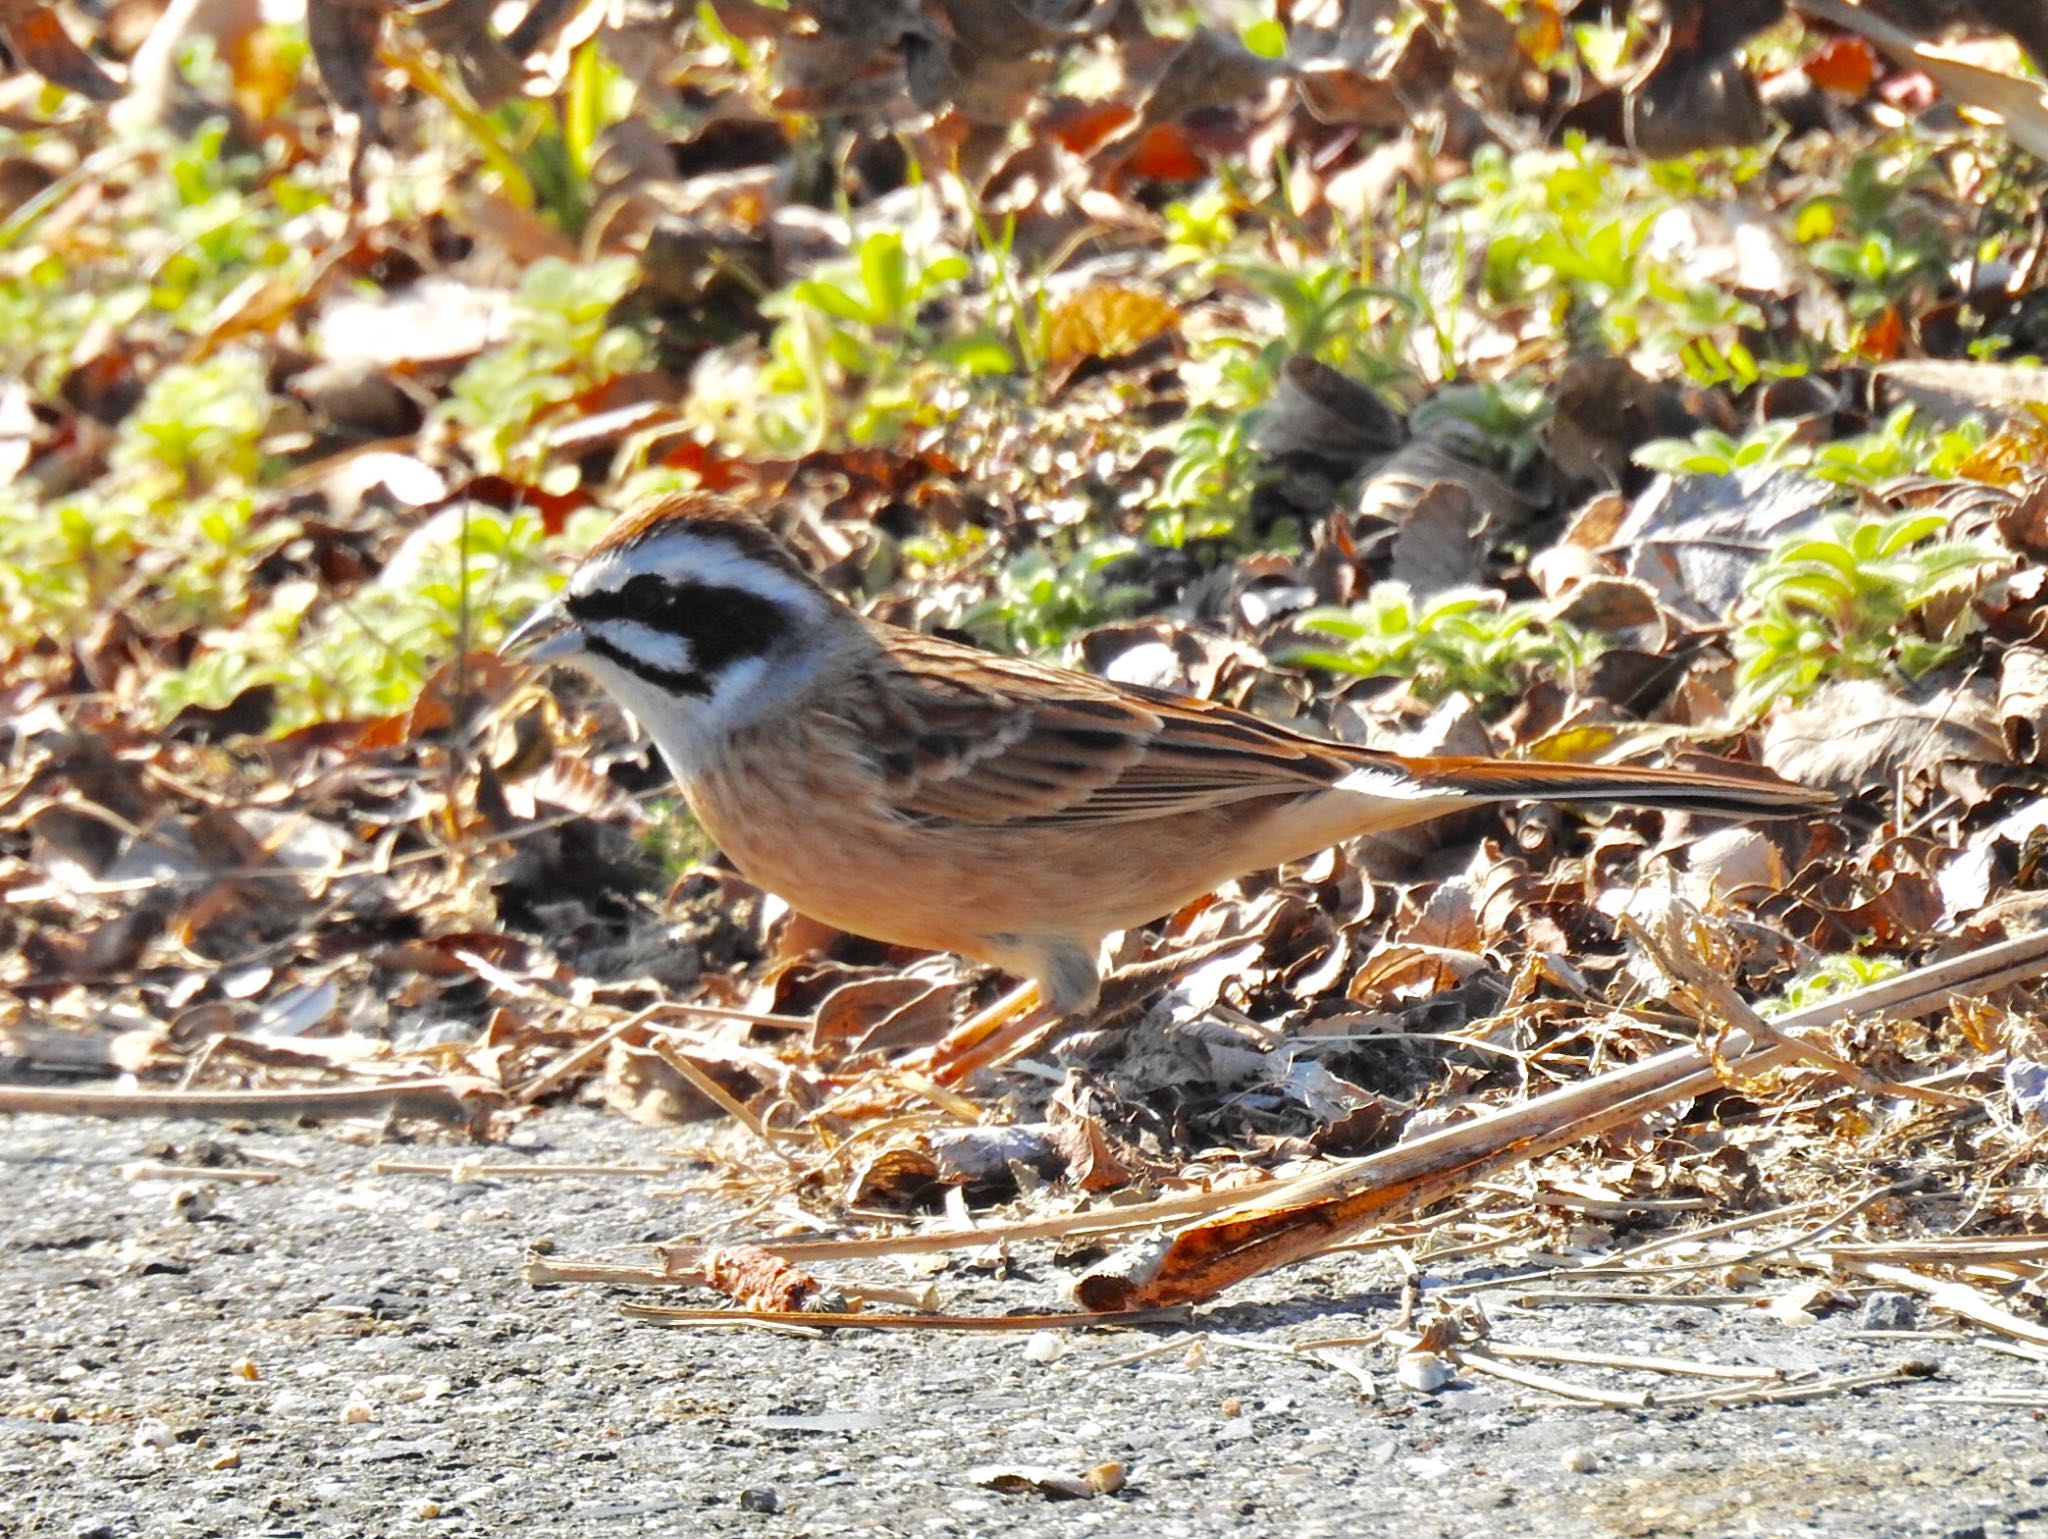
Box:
[681,749,1032,964]
[684,746,1394,969]
[692,762,1245,963]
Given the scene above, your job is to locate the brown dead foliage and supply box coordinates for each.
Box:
[4,0,2048,1333]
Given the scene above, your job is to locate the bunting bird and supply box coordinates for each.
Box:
[504,496,1829,1024]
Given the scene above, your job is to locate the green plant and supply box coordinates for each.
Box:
[1161,188,1241,265]
[638,796,711,879]
[397,34,634,236]
[1441,138,1765,374]
[1729,509,2005,712]
[1759,950,1905,1018]
[113,349,272,493]
[1809,229,1945,324]
[733,229,1014,451]
[954,538,1148,655]
[1407,379,1550,480]
[1637,406,1991,487]
[1151,399,1264,543]
[0,118,326,390]
[157,504,576,729]
[437,254,648,478]
[0,348,290,642]
[1150,245,1422,539]
[1794,145,1953,324]
[1282,582,1600,704]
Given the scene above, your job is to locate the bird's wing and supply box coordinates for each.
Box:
[850,626,1832,830]
[856,629,1359,829]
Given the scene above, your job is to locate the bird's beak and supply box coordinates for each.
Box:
[500,597,583,665]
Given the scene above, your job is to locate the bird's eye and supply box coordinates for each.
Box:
[621,575,664,619]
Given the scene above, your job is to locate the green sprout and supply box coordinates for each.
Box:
[1283,582,1600,704]
[1759,951,1906,1019]
[954,538,1149,655]
[739,229,1014,451]
[1730,510,2005,714]
[437,255,648,478]
[1637,406,1990,487]
[157,504,569,730]
[1440,137,1766,373]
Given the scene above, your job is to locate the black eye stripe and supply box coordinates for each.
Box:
[570,580,791,675]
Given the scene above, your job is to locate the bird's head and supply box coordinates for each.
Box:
[502,496,853,767]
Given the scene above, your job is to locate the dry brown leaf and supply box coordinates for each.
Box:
[1347,942,1486,1005]
[1355,440,1526,561]
[826,977,957,1056]
[972,1462,1126,1500]
[0,1,123,101]
[1295,13,1451,127]
[1045,1074,1138,1192]
[1761,677,2006,793]
[602,1037,726,1125]
[1254,355,1406,470]
[701,1244,827,1312]
[1041,284,1177,368]
[1997,646,2048,765]
[1798,0,2048,157]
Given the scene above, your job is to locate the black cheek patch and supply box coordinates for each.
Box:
[679,584,788,673]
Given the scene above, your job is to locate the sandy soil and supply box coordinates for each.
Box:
[4,1108,2044,1539]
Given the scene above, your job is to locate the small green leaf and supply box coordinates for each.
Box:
[859,233,910,326]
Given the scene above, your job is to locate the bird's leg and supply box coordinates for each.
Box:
[914,944,1100,1084]
[917,932,1281,1083]
[913,980,1050,1084]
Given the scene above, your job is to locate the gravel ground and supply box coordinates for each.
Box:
[4,1108,2045,1539]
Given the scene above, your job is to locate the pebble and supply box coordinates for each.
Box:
[1085,1461,1126,1495]
[738,1487,781,1514]
[1858,1290,1920,1331]
[1396,1351,1453,1393]
[1560,1446,1599,1473]
[1022,1330,1066,1364]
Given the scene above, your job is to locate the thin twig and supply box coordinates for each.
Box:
[618,1302,1189,1332]
[1449,1340,1783,1382]
[1653,1364,1928,1410]
[120,1162,288,1184]
[644,1036,800,1152]
[0,1079,496,1122]
[1451,1348,1651,1408]
[1505,1289,1766,1308]
[1098,1332,1200,1368]
[374,1161,677,1179]
[510,1014,643,1105]
[675,1183,1275,1266]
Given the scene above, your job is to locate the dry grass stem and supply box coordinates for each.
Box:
[119,1163,288,1183]
[0,1079,497,1122]
[373,1161,678,1179]
[617,1302,1189,1332]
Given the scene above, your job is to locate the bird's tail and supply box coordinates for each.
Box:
[1373,752,1832,818]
